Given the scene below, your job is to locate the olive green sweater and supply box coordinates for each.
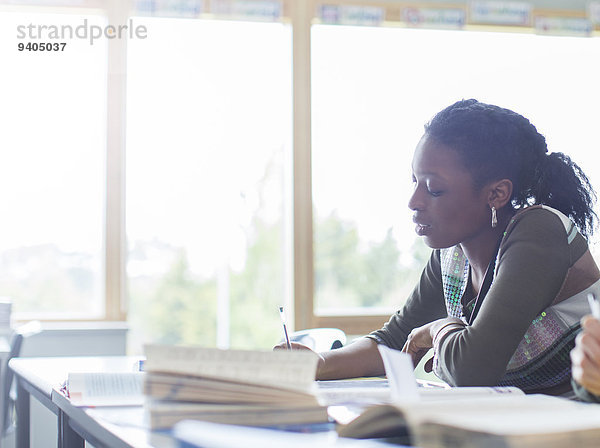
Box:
[369,206,599,395]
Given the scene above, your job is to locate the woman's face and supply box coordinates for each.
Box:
[408,134,491,249]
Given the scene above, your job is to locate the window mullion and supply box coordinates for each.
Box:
[292,0,315,332]
[105,0,130,321]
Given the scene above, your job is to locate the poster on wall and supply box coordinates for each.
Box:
[134,0,203,17]
[534,16,593,37]
[589,2,600,25]
[469,1,531,26]
[403,7,466,29]
[212,0,282,21]
[318,4,385,26]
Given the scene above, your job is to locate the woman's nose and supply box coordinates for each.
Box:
[408,186,424,211]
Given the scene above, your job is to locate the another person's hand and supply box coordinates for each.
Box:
[273,341,326,376]
[571,315,600,395]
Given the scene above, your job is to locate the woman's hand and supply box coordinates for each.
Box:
[571,315,600,395]
[401,317,466,372]
[401,321,436,370]
[273,341,314,351]
[273,342,326,376]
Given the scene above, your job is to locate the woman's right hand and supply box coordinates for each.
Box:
[273,341,313,351]
[273,337,385,380]
[273,342,326,377]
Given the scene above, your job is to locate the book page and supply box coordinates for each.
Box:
[419,385,524,400]
[144,344,319,393]
[149,401,329,429]
[145,372,320,405]
[335,389,532,438]
[317,378,391,406]
[68,372,145,407]
[377,345,419,402]
[410,394,600,446]
[410,394,600,433]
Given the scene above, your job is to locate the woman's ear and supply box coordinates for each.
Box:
[487,179,513,209]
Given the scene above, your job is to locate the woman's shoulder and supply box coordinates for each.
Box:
[504,205,587,252]
[507,205,575,235]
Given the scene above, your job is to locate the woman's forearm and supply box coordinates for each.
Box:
[317,337,385,380]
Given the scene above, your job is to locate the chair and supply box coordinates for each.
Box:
[287,328,346,352]
[0,321,42,447]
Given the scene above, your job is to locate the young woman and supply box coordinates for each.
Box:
[278,99,600,396]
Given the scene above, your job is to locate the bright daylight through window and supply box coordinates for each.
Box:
[0,11,106,319]
[126,18,292,352]
[312,24,600,317]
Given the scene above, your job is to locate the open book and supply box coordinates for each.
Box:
[66,371,145,407]
[336,394,600,447]
[328,384,524,438]
[331,346,600,446]
[143,344,328,429]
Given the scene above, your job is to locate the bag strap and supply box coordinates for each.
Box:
[467,237,503,325]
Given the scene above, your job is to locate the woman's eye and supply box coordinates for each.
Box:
[428,189,443,197]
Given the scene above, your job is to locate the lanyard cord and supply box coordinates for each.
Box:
[467,237,503,325]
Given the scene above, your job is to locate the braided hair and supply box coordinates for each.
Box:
[424,99,597,238]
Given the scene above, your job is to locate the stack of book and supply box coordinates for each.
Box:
[143,344,329,429]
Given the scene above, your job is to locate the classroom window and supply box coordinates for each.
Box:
[0,10,107,319]
[125,18,293,352]
[311,24,600,324]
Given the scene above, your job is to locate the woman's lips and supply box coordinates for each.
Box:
[415,223,431,236]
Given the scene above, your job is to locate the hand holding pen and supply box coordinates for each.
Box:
[273,307,314,353]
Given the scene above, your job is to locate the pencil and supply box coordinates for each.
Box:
[279,306,292,350]
[587,293,600,319]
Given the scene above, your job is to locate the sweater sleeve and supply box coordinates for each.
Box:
[367,250,448,350]
[434,208,582,386]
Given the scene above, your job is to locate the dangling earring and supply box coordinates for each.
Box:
[491,206,498,228]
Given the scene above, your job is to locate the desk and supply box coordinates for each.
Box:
[9,356,174,448]
[9,356,409,448]
[0,335,11,432]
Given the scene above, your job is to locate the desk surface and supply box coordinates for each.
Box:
[10,356,410,448]
[10,356,141,396]
[53,391,174,448]
[10,356,175,448]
